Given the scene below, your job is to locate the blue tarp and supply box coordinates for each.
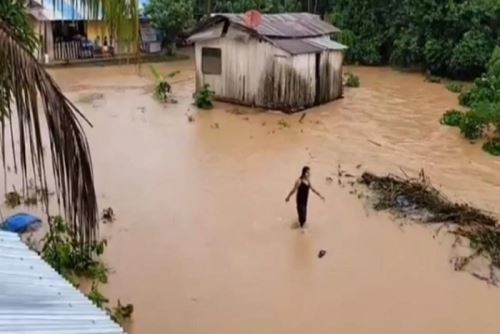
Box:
[1,213,42,234]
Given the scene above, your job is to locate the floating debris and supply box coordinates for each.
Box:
[367,139,382,147]
[102,207,115,223]
[186,114,195,122]
[211,123,220,129]
[299,113,306,123]
[5,191,21,208]
[278,120,290,128]
[325,176,333,184]
[77,92,104,104]
[359,169,500,282]
[318,250,327,258]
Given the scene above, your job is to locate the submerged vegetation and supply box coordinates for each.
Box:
[194,83,215,109]
[345,72,360,88]
[440,110,464,127]
[40,216,133,325]
[440,47,500,154]
[483,137,500,156]
[358,170,500,283]
[150,65,180,103]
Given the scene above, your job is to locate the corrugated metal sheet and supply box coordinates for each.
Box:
[0,230,125,334]
[208,13,340,38]
[271,37,347,55]
[30,0,101,21]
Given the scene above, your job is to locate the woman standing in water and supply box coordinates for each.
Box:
[285,166,325,228]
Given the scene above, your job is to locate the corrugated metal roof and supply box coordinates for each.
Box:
[29,0,102,21]
[0,230,125,334]
[209,13,340,38]
[271,36,347,55]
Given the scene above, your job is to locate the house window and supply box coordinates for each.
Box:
[202,47,222,75]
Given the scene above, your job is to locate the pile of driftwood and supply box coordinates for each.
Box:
[359,170,500,277]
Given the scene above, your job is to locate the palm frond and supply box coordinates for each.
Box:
[0,19,98,248]
[149,64,163,81]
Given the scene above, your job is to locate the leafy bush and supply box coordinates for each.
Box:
[483,137,500,156]
[150,65,179,103]
[459,112,485,140]
[459,74,500,107]
[488,46,500,77]
[446,82,464,93]
[449,30,494,80]
[41,216,108,284]
[390,32,422,68]
[194,84,215,109]
[440,110,464,126]
[41,216,133,325]
[345,72,360,87]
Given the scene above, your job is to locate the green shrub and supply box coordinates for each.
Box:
[446,82,463,93]
[194,84,215,109]
[487,46,500,77]
[483,137,500,156]
[449,30,495,80]
[345,72,360,87]
[459,112,485,140]
[149,65,179,103]
[41,216,108,284]
[440,110,464,127]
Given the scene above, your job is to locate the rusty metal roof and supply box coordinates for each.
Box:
[208,13,340,38]
[271,36,347,55]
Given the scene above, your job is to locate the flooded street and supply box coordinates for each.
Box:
[41,62,500,333]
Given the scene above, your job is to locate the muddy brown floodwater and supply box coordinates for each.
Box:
[12,61,500,333]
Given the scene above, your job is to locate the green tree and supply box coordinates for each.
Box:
[145,0,194,51]
[328,0,500,78]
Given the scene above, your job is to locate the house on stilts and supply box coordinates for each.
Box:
[189,12,347,112]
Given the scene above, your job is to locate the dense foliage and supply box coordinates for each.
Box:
[194,83,215,109]
[145,0,195,49]
[440,109,464,127]
[345,72,360,88]
[328,0,500,79]
[442,47,500,155]
[0,0,37,50]
[41,216,133,325]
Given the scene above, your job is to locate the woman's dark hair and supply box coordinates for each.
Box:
[300,166,310,179]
